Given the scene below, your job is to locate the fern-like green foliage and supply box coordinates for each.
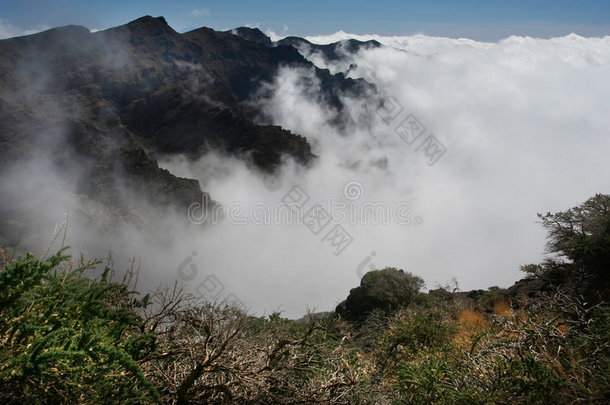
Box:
[0,250,160,404]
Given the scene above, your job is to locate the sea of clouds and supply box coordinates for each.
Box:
[158,32,610,317]
[3,29,609,318]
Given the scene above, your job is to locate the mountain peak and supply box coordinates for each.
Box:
[122,15,176,36]
[132,15,168,26]
[229,27,272,46]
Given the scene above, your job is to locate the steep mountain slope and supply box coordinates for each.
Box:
[0,15,377,245]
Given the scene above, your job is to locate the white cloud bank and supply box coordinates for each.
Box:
[5,29,609,319]
[159,32,610,317]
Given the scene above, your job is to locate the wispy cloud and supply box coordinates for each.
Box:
[0,19,50,39]
[188,8,210,18]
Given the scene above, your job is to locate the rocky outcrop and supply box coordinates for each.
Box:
[336,268,425,322]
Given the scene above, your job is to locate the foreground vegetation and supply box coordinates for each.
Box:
[1,194,609,404]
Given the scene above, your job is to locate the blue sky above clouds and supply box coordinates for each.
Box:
[1,0,610,41]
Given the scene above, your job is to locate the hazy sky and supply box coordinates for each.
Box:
[1,0,610,40]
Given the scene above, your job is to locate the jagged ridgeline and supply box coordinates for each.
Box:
[0,16,377,244]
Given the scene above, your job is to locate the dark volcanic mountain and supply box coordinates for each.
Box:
[229,26,381,62]
[277,36,381,62]
[0,16,377,244]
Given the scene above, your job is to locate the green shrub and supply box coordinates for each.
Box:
[337,268,425,322]
[0,250,159,404]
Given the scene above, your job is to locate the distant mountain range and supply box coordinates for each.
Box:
[0,16,382,245]
[231,26,381,62]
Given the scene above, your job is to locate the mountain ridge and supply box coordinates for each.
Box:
[0,15,379,247]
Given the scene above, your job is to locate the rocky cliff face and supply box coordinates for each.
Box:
[0,15,377,244]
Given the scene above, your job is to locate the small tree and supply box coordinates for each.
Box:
[532,193,610,301]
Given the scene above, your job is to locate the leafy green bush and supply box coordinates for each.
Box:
[337,268,425,322]
[0,250,159,404]
[383,311,456,361]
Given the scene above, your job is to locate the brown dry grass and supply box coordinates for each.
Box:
[493,300,512,316]
[453,309,488,350]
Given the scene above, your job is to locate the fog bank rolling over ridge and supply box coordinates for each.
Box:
[0,18,608,319]
[159,30,610,317]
